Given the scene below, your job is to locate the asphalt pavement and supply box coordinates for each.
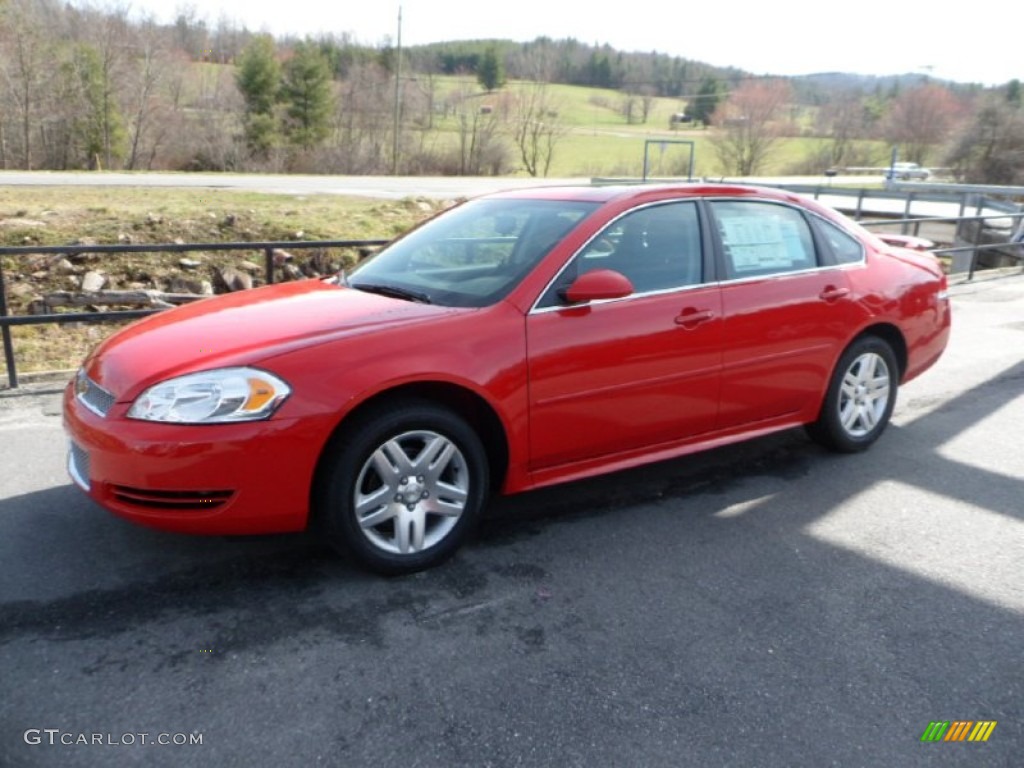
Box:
[0,270,1022,767]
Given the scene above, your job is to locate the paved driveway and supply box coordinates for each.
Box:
[1,273,1022,767]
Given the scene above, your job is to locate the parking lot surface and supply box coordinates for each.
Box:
[1,272,1022,767]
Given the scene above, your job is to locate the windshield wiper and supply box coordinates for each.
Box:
[351,282,432,304]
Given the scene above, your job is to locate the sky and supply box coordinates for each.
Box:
[118,0,1018,86]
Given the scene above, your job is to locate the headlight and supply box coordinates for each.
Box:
[127,367,291,424]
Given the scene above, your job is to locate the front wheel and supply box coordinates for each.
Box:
[315,402,489,575]
[806,337,899,453]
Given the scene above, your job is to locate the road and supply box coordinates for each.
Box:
[0,169,906,200]
[0,271,1022,767]
[0,170,591,200]
[1,170,996,228]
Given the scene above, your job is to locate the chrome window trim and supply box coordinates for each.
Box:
[530,280,713,315]
[527,196,872,314]
[714,261,863,288]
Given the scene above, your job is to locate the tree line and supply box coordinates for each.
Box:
[1,0,1022,182]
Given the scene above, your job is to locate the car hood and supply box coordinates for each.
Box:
[84,280,459,400]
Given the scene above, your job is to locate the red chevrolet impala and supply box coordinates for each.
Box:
[64,184,951,573]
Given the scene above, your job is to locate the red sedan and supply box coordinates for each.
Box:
[64,184,951,573]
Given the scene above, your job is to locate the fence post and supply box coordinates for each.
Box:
[0,259,18,388]
[902,192,915,235]
[264,247,275,285]
[968,216,985,280]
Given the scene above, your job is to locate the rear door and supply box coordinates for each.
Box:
[707,199,860,429]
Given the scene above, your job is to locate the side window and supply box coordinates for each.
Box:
[814,218,865,265]
[710,201,818,279]
[537,201,703,307]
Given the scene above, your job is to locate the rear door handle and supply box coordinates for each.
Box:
[819,285,850,302]
[675,308,715,328]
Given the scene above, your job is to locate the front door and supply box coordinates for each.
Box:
[526,201,723,470]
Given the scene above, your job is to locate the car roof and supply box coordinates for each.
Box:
[482,182,806,206]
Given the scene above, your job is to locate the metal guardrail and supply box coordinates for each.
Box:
[773,183,1021,222]
[0,239,387,389]
[861,212,1024,279]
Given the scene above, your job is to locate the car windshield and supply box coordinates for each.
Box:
[348,198,598,308]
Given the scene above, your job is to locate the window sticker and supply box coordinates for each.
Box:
[721,215,808,272]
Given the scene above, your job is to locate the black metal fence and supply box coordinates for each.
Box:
[2,207,1023,390]
[0,238,386,388]
[860,211,1024,278]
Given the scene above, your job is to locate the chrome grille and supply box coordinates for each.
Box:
[76,371,115,417]
[68,441,90,491]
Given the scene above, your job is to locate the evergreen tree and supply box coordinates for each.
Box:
[689,77,722,126]
[1006,79,1021,108]
[477,46,505,92]
[235,35,280,155]
[280,42,333,149]
[73,44,125,169]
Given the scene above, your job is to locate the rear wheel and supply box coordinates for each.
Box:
[807,336,898,453]
[316,402,488,575]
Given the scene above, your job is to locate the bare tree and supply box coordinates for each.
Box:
[330,61,393,173]
[945,98,1024,185]
[0,0,57,169]
[815,92,869,167]
[882,84,963,165]
[121,17,167,169]
[448,88,505,175]
[710,79,792,176]
[509,81,568,177]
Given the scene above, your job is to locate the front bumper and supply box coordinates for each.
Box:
[62,381,334,535]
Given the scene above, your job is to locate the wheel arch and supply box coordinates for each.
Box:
[853,322,908,380]
[310,381,511,517]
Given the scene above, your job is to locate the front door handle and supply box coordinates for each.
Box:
[819,285,851,302]
[675,308,715,328]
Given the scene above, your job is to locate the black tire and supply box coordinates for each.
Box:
[315,401,488,575]
[806,336,899,453]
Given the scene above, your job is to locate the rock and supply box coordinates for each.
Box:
[80,271,106,292]
[118,232,132,243]
[237,260,262,273]
[215,266,253,292]
[146,213,162,225]
[167,276,206,294]
[179,257,202,269]
[52,258,75,275]
[282,263,303,281]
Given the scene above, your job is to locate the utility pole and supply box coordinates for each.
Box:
[391,5,402,175]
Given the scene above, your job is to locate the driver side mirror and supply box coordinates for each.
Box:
[561,269,634,304]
